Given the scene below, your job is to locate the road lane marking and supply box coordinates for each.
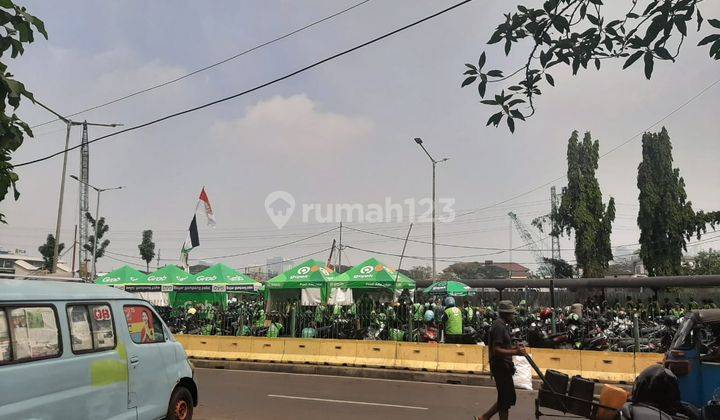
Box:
[197,367,533,392]
[267,394,428,410]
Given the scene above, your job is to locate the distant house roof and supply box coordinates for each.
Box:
[0,253,45,263]
[14,260,38,271]
[483,261,530,278]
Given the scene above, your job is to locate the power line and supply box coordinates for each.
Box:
[29,0,373,130]
[15,0,475,168]
[453,76,720,221]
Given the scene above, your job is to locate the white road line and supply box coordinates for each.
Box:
[267,394,429,410]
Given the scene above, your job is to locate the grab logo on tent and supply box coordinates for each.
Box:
[102,277,121,283]
[196,275,217,282]
[360,266,374,274]
[265,191,296,229]
[148,275,167,282]
[297,266,311,275]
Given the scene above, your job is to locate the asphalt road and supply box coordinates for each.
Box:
[193,368,566,420]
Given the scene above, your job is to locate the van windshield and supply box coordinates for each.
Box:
[670,316,696,350]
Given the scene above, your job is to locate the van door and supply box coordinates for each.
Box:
[120,303,173,419]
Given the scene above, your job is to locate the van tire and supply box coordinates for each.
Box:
[167,386,194,420]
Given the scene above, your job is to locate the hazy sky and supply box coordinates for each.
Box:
[1,0,719,273]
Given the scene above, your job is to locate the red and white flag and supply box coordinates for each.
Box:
[198,187,216,227]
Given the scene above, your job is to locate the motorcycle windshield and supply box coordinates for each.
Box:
[670,316,695,350]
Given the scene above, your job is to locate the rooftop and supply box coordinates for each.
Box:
[0,279,135,301]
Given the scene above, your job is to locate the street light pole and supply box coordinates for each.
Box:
[413,138,448,280]
[70,175,123,280]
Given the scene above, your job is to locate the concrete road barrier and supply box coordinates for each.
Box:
[176,335,662,384]
[396,342,438,371]
[436,344,484,373]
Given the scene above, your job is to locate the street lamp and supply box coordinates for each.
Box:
[70,175,123,280]
[413,137,449,279]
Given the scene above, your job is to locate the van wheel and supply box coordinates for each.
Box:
[167,387,193,420]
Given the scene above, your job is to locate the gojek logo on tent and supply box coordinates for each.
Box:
[297,266,311,275]
[360,265,373,274]
[265,191,296,229]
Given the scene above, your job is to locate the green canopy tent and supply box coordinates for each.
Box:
[265,259,335,306]
[423,280,475,297]
[330,258,416,303]
[171,264,261,307]
[95,265,147,288]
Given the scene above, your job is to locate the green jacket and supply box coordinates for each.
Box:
[266,322,283,338]
[444,307,463,335]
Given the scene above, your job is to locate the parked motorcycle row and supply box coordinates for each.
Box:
[154,294,718,353]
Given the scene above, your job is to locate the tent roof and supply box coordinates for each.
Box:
[266,259,335,289]
[95,265,147,286]
[331,258,415,289]
[424,280,473,297]
[144,265,193,285]
[191,263,255,284]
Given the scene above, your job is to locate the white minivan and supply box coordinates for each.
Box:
[0,279,197,420]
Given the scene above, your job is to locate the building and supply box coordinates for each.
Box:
[0,252,72,278]
[483,260,530,279]
[266,256,293,278]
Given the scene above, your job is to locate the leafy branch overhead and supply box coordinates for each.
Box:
[461,0,719,133]
[0,0,47,223]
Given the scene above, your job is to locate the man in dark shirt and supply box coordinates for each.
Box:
[476,300,526,420]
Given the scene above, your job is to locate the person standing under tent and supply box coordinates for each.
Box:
[476,300,526,420]
[441,297,463,344]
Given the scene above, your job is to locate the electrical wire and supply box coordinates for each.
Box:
[15,0,475,168]
[29,0,374,130]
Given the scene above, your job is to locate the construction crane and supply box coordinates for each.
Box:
[508,211,552,278]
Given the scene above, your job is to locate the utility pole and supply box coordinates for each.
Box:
[509,218,513,266]
[70,225,77,277]
[48,117,122,274]
[550,186,561,263]
[156,249,161,270]
[338,222,343,273]
[413,138,448,280]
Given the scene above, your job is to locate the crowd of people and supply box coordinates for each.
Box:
[153,292,718,353]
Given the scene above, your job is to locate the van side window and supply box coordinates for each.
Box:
[123,305,165,344]
[0,310,10,362]
[67,304,116,353]
[8,307,61,361]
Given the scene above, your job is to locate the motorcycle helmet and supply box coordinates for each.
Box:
[424,310,435,322]
[539,307,552,320]
[444,297,456,307]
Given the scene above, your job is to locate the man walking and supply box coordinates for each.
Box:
[476,300,526,420]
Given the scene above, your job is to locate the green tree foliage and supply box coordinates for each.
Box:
[0,2,46,223]
[400,266,433,281]
[38,234,63,271]
[460,1,719,132]
[544,257,575,278]
[637,128,720,275]
[137,229,155,273]
[553,131,615,277]
[84,212,110,260]
[683,249,720,275]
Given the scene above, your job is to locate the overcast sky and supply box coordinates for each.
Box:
[1,0,719,274]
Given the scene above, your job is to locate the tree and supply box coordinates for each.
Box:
[684,249,720,275]
[38,234,63,271]
[461,1,720,132]
[544,257,575,278]
[137,230,155,273]
[84,212,110,261]
[637,128,720,276]
[400,265,433,281]
[0,2,47,223]
[552,131,615,277]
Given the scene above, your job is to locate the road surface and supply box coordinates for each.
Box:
[194,368,565,420]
